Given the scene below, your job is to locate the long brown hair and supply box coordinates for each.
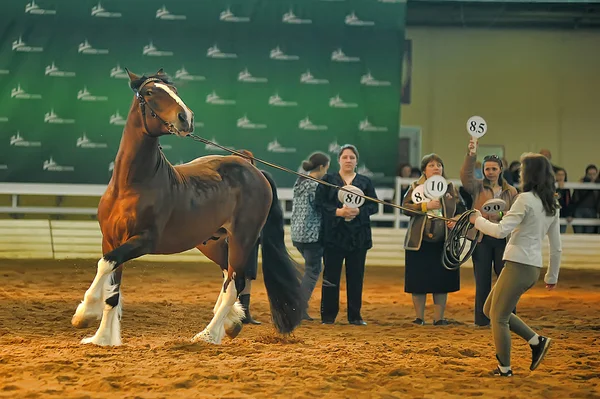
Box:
[520,153,559,216]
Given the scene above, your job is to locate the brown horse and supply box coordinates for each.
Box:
[71,69,305,346]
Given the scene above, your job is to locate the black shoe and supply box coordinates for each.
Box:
[239,294,261,325]
[412,318,425,325]
[433,319,449,326]
[530,336,552,371]
[349,319,367,326]
[302,313,314,321]
[321,320,335,325]
[492,367,513,377]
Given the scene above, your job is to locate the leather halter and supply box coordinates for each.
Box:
[133,77,184,137]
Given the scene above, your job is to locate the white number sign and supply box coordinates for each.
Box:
[467,115,487,138]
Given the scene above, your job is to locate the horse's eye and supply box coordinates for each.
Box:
[146,90,153,96]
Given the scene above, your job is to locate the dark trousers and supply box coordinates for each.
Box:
[472,235,509,326]
[293,242,324,309]
[321,246,367,323]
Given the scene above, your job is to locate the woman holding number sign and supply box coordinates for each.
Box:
[461,136,518,327]
[402,154,466,326]
[315,144,378,326]
[468,153,561,376]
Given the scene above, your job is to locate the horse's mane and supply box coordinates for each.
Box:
[129,72,173,92]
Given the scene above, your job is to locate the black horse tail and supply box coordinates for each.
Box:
[260,171,305,334]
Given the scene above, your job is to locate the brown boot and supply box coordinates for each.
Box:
[239,294,261,325]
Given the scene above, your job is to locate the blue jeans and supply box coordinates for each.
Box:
[293,242,324,312]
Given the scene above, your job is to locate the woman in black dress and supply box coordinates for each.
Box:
[402,153,466,325]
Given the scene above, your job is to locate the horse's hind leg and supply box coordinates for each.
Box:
[197,238,245,339]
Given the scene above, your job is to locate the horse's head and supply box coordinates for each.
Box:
[126,68,194,137]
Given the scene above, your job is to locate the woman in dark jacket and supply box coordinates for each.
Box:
[315,144,378,326]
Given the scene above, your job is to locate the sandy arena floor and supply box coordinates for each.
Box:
[0,259,599,399]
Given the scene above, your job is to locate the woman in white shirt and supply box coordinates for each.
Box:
[469,153,562,377]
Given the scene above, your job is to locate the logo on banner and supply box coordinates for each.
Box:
[43,156,74,172]
[44,109,75,124]
[378,0,405,3]
[11,84,42,100]
[300,70,329,85]
[237,115,267,129]
[220,7,250,22]
[45,62,76,77]
[25,1,56,15]
[12,37,43,52]
[282,10,312,24]
[331,49,360,62]
[108,161,114,172]
[91,2,121,17]
[345,12,375,26]
[159,144,172,151]
[205,137,233,152]
[109,111,126,125]
[358,164,385,178]
[143,42,174,56]
[328,140,342,154]
[270,46,299,61]
[0,117,8,122]
[0,69,9,75]
[77,87,108,101]
[110,64,128,79]
[268,93,298,107]
[156,6,186,20]
[10,132,41,147]
[206,45,237,59]
[238,68,268,83]
[76,133,108,148]
[299,117,327,131]
[329,95,358,108]
[0,164,7,170]
[360,72,391,86]
[359,118,388,132]
[206,91,236,105]
[175,67,205,81]
[268,139,296,153]
[320,0,346,2]
[78,39,109,54]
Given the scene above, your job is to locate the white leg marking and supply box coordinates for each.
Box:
[213,271,226,315]
[154,83,193,126]
[192,278,238,345]
[72,258,115,328]
[80,282,122,346]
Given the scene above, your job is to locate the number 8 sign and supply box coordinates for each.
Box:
[424,175,448,199]
[337,185,366,209]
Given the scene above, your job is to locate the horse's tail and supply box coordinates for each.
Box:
[260,171,305,334]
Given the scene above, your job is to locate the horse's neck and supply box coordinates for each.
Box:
[111,99,170,187]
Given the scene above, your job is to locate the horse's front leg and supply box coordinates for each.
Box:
[74,235,154,346]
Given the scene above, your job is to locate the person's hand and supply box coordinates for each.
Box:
[487,212,501,223]
[546,283,556,291]
[567,217,573,224]
[469,210,482,224]
[337,206,359,219]
[446,220,456,229]
[426,199,442,210]
[468,137,478,156]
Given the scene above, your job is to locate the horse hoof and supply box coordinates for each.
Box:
[191,329,220,345]
[71,301,102,328]
[225,322,243,339]
[71,314,96,329]
[81,334,122,346]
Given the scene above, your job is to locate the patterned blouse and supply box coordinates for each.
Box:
[291,177,322,244]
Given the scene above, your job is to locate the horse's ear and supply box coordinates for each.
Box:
[156,68,165,76]
[125,68,141,83]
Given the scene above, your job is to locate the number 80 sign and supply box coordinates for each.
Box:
[337,185,366,209]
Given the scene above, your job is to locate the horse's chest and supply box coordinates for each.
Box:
[99,197,151,241]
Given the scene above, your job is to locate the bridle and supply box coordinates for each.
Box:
[133,77,184,137]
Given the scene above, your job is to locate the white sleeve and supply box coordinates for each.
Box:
[474,194,527,239]
[545,212,562,284]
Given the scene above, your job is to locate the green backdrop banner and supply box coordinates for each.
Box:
[0,0,406,187]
